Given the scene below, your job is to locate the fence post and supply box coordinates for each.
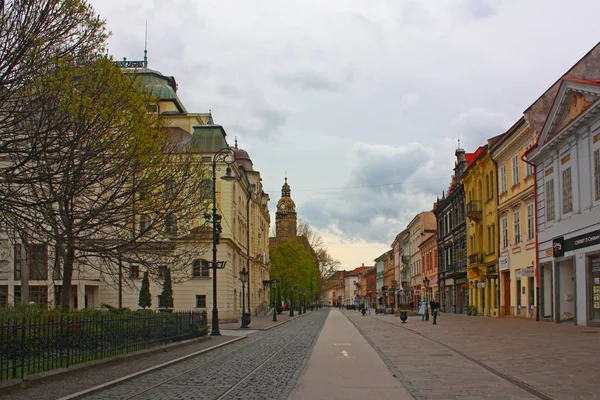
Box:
[65,314,70,369]
[11,319,17,380]
[20,319,26,379]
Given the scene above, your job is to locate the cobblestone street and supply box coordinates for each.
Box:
[70,310,328,400]
[344,310,600,400]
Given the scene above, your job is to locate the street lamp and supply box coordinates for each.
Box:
[423,276,430,321]
[389,288,395,314]
[239,268,249,328]
[289,285,295,317]
[310,281,314,311]
[271,279,278,322]
[209,146,236,336]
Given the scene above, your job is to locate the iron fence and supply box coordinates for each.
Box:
[0,310,207,382]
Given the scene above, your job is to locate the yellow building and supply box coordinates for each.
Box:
[490,118,537,318]
[463,134,504,317]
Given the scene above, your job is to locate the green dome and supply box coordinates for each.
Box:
[187,125,229,153]
[125,68,187,113]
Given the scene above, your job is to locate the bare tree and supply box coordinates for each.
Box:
[2,56,211,308]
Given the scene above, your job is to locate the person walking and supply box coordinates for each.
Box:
[430,301,439,325]
[417,300,427,321]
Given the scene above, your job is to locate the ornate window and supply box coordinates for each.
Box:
[562,168,572,214]
[546,179,555,221]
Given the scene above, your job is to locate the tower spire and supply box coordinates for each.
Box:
[143,20,148,67]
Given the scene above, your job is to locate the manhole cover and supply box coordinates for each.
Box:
[429,353,454,357]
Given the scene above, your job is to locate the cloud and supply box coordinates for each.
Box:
[230,104,289,139]
[398,92,420,114]
[273,69,340,92]
[459,0,498,21]
[300,142,448,243]
[451,107,510,151]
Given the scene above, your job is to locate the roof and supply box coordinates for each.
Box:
[464,145,486,166]
[347,266,373,276]
[187,125,229,153]
[125,68,188,113]
[489,117,527,153]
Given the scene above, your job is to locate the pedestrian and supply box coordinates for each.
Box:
[417,300,427,321]
[431,301,439,325]
[410,301,414,311]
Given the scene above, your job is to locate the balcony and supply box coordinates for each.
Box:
[401,256,410,265]
[466,200,482,221]
[469,253,484,265]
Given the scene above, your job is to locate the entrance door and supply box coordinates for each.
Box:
[503,272,510,315]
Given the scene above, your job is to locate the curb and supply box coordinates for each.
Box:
[0,335,212,396]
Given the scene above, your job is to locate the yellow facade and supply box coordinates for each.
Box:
[491,119,537,318]
[463,140,501,317]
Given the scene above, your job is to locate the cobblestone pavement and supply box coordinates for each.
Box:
[2,335,238,400]
[76,309,328,400]
[344,310,600,400]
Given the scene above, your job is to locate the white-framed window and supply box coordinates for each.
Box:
[594,149,600,201]
[514,210,521,245]
[502,216,508,248]
[512,155,520,185]
[562,167,572,214]
[527,203,535,241]
[546,179,555,221]
[500,166,507,193]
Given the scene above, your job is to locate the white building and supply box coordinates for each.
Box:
[527,79,600,326]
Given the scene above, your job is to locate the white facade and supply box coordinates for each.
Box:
[528,79,600,326]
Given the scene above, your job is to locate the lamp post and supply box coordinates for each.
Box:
[390,288,395,314]
[289,285,295,317]
[209,146,236,336]
[271,280,278,322]
[310,281,314,311]
[423,276,430,321]
[298,288,303,315]
[239,268,249,328]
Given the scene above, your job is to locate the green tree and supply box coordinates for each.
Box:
[138,271,151,309]
[160,268,174,309]
[269,239,319,303]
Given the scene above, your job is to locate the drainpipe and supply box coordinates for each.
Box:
[522,145,539,322]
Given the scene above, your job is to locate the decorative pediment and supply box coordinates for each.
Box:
[538,79,600,147]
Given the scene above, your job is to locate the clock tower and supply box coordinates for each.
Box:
[275,177,297,242]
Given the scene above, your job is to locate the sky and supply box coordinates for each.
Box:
[90,0,600,269]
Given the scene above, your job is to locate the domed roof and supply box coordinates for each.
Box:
[125,68,187,113]
[234,148,254,171]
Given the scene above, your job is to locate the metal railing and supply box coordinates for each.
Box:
[0,311,207,382]
[466,200,482,217]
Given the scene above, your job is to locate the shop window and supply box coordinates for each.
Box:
[591,257,600,320]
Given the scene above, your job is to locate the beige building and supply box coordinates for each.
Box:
[407,211,436,305]
[490,117,537,318]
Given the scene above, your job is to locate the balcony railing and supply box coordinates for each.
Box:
[401,256,410,264]
[466,200,482,220]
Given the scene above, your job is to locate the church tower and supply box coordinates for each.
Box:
[275,177,297,242]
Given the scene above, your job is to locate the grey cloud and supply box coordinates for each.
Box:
[230,105,289,140]
[218,84,240,99]
[299,142,447,243]
[273,69,340,92]
[451,107,510,151]
[461,0,498,21]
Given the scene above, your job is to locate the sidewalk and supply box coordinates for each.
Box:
[346,310,600,399]
[289,308,412,400]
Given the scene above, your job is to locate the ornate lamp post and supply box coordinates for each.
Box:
[289,285,295,317]
[271,279,278,322]
[208,146,236,336]
[298,288,303,315]
[423,276,430,321]
[239,268,249,328]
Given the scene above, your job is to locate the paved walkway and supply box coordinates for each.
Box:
[290,308,411,400]
[345,310,600,400]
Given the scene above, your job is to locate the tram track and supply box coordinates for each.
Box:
[63,310,328,400]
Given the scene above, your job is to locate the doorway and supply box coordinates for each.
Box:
[502,271,510,315]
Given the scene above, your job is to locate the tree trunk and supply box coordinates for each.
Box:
[61,246,75,310]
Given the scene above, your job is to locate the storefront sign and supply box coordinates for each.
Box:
[553,229,600,258]
[522,267,535,277]
[499,256,509,271]
[476,282,485,288]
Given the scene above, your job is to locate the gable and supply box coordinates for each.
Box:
[539,79,600,146]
